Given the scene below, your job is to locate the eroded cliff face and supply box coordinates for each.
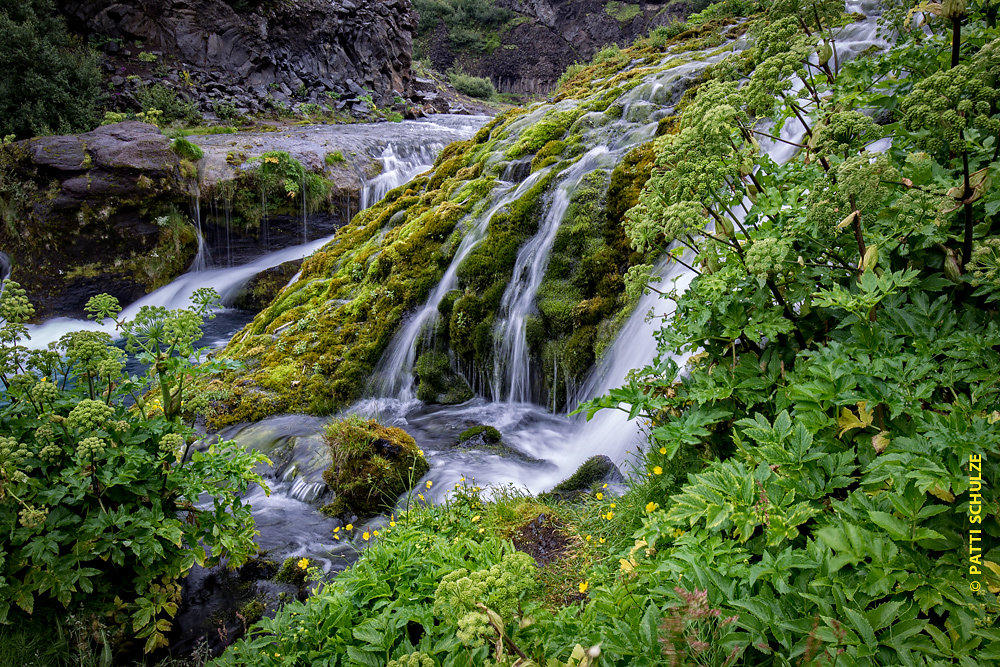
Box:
[61,0,416,110]
[420,0,688,95]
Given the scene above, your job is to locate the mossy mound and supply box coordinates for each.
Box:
[414,350,473,404]
[543,455,623,500]
[204,22,744,426]
[320,416,429,521]
[458,425,502,443]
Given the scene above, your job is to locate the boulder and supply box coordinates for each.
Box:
[0,122,197,318]
[543,455,624,500]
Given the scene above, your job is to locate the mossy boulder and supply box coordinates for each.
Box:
[414,350,473,404]
[457,424,504,452]
[231,259,303,312]
[0,122,198,318]
[320,416,429,520]
[543,455,623,500]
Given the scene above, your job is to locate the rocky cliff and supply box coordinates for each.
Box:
[416,0,689,95]
[0,122,198,319]
[61,0,416,113]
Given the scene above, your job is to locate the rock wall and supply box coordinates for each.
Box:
[0,122,198,319]
[61,0,416,111]
[421,0,688,95]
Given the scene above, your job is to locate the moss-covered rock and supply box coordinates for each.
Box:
[231,259,303,312]
[414,350,473,404]
[458,425,502,444]
[320,416,429,521]
[543,455,623,499]
[0,122,199,318]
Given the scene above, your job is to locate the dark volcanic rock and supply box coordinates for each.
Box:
[231,259,302,312]
[62,0,416,110]
[0,122,198,319]
[421,0,687,95]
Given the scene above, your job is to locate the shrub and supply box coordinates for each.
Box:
[448,70,497,100]
[0,283,267,654]
[0,0,101,139]
[136,82,201,125]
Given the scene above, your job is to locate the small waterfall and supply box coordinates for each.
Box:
[361,144,442,210]
[491,148,613,403]
[189,195,210,271]
[301,169,309,244]
[373,167,555,399]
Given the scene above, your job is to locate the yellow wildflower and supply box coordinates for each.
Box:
[363,531,371,541]
[605,511,614,520]
[345,523,353,531]
[297,557,309,570]
[645,502,659,513]
[585,534,592,541]
[602,483,608,489]
[426,480,433,489]
[609,503,616,508]
[653,466,663,475]
[579,581,589,594]
[599,537,606,543]
[595,492,603,500]
[471,515,481,523]
[659,447,667,455]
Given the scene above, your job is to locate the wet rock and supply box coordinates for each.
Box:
[544,455,624,500]
[414,350,473,405]
[231,259,303,312]
[1,122,197,319]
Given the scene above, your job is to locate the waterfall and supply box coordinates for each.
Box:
[189,195,210,271]
[361,144,442,210]
[373,167,555,399]
[490,147,614,403]
[22,119,485,351]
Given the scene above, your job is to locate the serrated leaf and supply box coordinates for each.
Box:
[837,401,874,438]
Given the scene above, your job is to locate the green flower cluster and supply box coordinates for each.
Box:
[970,238,1000,289]
[76,437,107,459]
[744,237,792,279]
[434,552,535,621]
[455,610,492,648]
[0,436,30,469]
[30,379,59,404]
[387,653,434,667]
[67,399,115,432]
[158,433,185,458]
[38,444,62,463]
[18,506,48,530]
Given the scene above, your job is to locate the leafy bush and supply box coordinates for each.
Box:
[0,282,267,653]
[448,70,497,100]
[136,82,202,125]
[0,0,101,139]
[413,0,513,54]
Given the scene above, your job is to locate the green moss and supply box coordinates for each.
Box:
[171,137,204,161]
[459,425,502,443]
[275,557,309,587]
[506,109,582,159]
[605,1,642,23]
[530,140,565,172]
[543,455,619,498]
[414,350,473,404]
[320,416,429,520]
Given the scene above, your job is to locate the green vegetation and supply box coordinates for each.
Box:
[448,70,498,100]
[136,82,202,126]
[171,136,204,161]
[458,425,501,443]
[415,350,474,404]
[413,0,514,56]
[210,0,999,665]
[320,416,430,520]
[205,151,331,234]
[0,283,267,657]
[0,0,101,139]
[325,150,347,165]
[605,1,642,23]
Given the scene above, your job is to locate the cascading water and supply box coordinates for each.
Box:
[354,0,887,505]
[361,143,443,210]
[491,147,613,404]
[373,167,555,400]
